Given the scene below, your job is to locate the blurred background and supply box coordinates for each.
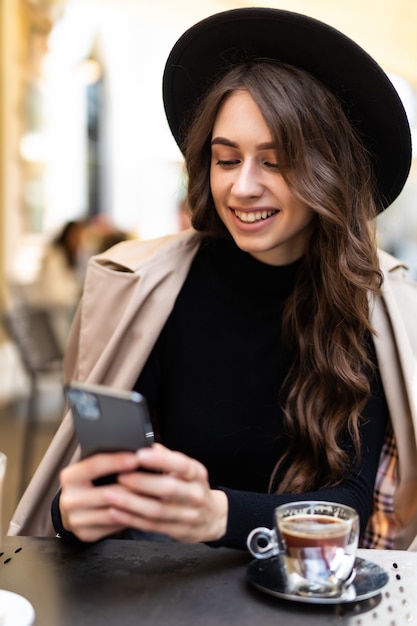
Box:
[0,0,416,532]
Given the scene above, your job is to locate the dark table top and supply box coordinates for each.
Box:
[0,536,415,625]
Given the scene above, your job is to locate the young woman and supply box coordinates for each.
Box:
[9,8,417,551]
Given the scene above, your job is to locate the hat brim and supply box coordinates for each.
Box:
[163,7,411,211]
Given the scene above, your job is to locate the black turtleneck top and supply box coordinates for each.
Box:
[52,237,388,549]
[132,237,388,549]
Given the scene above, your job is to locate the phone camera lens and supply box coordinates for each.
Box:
[72,391,100,420]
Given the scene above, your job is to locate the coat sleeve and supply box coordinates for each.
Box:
[8,231,201,537]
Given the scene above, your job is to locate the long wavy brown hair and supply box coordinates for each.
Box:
[183,61,383,494]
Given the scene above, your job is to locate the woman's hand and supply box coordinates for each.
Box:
[108,444,228,544]
[59,451,140,542]
[59,444,228,544]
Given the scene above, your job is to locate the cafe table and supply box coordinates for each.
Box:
[0,535,415,625]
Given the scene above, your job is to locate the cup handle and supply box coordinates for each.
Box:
[247,527,280,560]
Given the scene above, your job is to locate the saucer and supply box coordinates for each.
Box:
[247,556,389,605]
[0,590,35,625]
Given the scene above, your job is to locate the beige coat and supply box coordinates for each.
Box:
[8,230,417,550]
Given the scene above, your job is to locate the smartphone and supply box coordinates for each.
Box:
[66,381,154,459]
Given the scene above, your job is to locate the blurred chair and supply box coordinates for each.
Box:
[2,306,64,495]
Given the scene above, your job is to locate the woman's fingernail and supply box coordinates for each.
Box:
[120,453,140,469]
[136,447,152,459]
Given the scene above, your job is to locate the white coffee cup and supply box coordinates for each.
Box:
[247,501,359,597]
[0,453,35,625]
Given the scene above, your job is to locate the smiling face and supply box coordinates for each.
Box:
[210,90,314,266]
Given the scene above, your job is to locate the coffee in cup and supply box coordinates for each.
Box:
[247,501,359,597]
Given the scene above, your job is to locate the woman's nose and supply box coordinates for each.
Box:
[232,162,263,198]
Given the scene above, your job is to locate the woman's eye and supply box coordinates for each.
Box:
[264,161,280,170]
[216,159,240,167]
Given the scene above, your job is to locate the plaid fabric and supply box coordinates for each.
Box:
[360,421,398,549]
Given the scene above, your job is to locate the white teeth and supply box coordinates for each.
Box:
[233,209,277,223]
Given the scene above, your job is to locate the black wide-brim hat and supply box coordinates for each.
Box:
[163,7,412,212]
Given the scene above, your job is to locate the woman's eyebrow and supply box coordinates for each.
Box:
[211,137,277,150]
[211,137,238,147]
[257,141,277,150]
